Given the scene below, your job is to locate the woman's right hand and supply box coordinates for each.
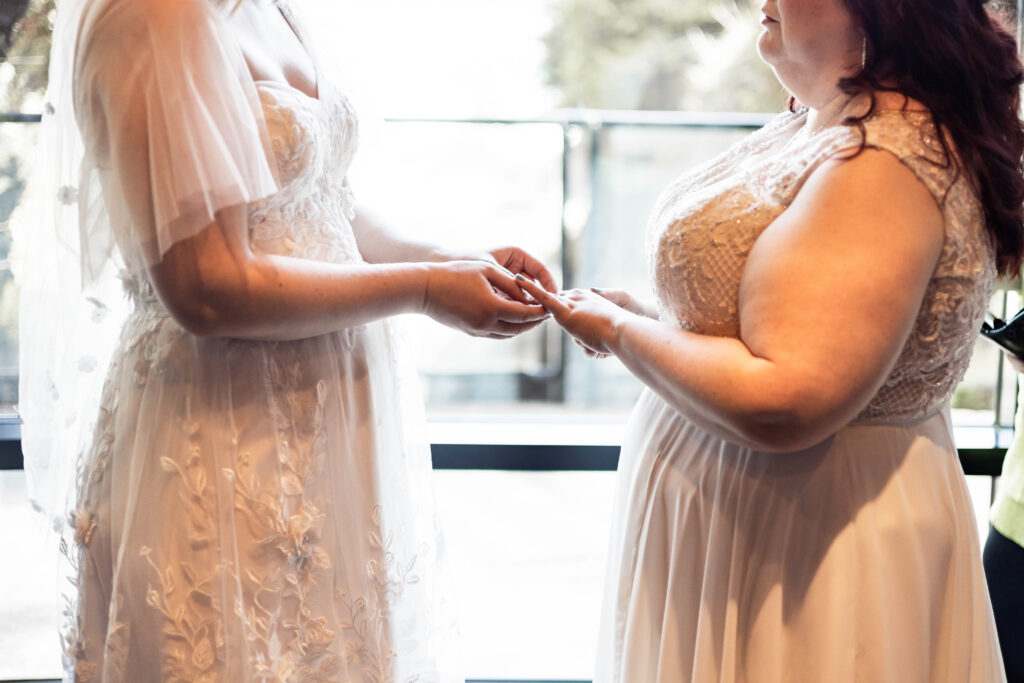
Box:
[422,260,549,339]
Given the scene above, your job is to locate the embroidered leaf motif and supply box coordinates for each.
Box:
[193,467,207,494]
[282,471,304,496]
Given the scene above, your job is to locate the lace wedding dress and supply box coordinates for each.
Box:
[22,1,458,680]
[594,109,1006,682]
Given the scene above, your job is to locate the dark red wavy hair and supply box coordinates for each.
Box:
[840,0,1024,277]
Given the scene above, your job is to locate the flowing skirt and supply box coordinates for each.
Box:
[595,389,1005,683]
[62,305,458,682]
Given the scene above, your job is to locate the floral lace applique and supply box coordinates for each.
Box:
[62,363,122,680]
[226,355,344,680]
[140,545,223,683]
[131,397,225,682]
[61,532,97,683]
[335,504,427,683]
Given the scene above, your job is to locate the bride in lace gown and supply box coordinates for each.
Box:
[16,0,555,680]
[517,0,1022,681]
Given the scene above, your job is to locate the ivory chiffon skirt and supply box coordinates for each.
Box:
[595,389,1006,683]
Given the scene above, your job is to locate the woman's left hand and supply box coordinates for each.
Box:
[515,276,630,357]
[487,246,559,294]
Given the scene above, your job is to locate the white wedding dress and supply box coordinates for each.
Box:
[595,109,1006,682]
[21,1,458,681]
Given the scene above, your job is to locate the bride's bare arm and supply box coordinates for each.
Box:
[148,204,548,342]
[518,149,944,452]
[351,207,454,264]
[351,206,558,292]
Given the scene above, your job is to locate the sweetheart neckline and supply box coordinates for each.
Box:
[254,78,325,104]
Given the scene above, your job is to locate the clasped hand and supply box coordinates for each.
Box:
[424,246,558,339]
[515,277,649,358]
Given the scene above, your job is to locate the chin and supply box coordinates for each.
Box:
[756,32,775,65]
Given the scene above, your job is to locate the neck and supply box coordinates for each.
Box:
[804,91,867,131]
[803,90,926,131]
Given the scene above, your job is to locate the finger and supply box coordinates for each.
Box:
[572,333,608,358]
[575,339,597,358]
[517,317,548,332]
[490,318,546,336]
[486,267,534,304]
[518,251,559,292]
[591,287,627,310]
[592,287,636,313]
[489,296,550,323]
[481,323,545,339]
[490,296,550,323]
[515,274,571,316]
[562,288,591,302]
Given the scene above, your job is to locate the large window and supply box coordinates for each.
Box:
[0,0,48,413]
[0,1,1017,681]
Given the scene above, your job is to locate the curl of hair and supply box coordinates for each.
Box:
[840,0,1024,277]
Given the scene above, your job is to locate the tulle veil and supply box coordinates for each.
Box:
[14,0,290,531]
[13,0,124,533]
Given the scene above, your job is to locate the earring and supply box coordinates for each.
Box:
[861,35,867,70]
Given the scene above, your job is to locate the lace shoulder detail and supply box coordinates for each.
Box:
[851,112,995,423]
[776,111,997,422]
[756,110,951,207]
[861,111,959,208]
[645,107,996,425]
[792,109,995,423]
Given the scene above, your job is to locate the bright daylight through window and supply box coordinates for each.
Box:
[0,0,1017,680]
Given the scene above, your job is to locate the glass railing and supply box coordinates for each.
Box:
[0,110,1018,435]
[0,111,1014,683]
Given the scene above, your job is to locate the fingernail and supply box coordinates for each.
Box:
[515,274,526,281]
[592,287,605,293]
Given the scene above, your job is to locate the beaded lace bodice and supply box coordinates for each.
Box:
[246,79,362,264]
[646,109,995,424]
[122,78,362,306]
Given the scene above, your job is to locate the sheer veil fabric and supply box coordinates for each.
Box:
[15,0,460,680]
[18,0,279,530]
